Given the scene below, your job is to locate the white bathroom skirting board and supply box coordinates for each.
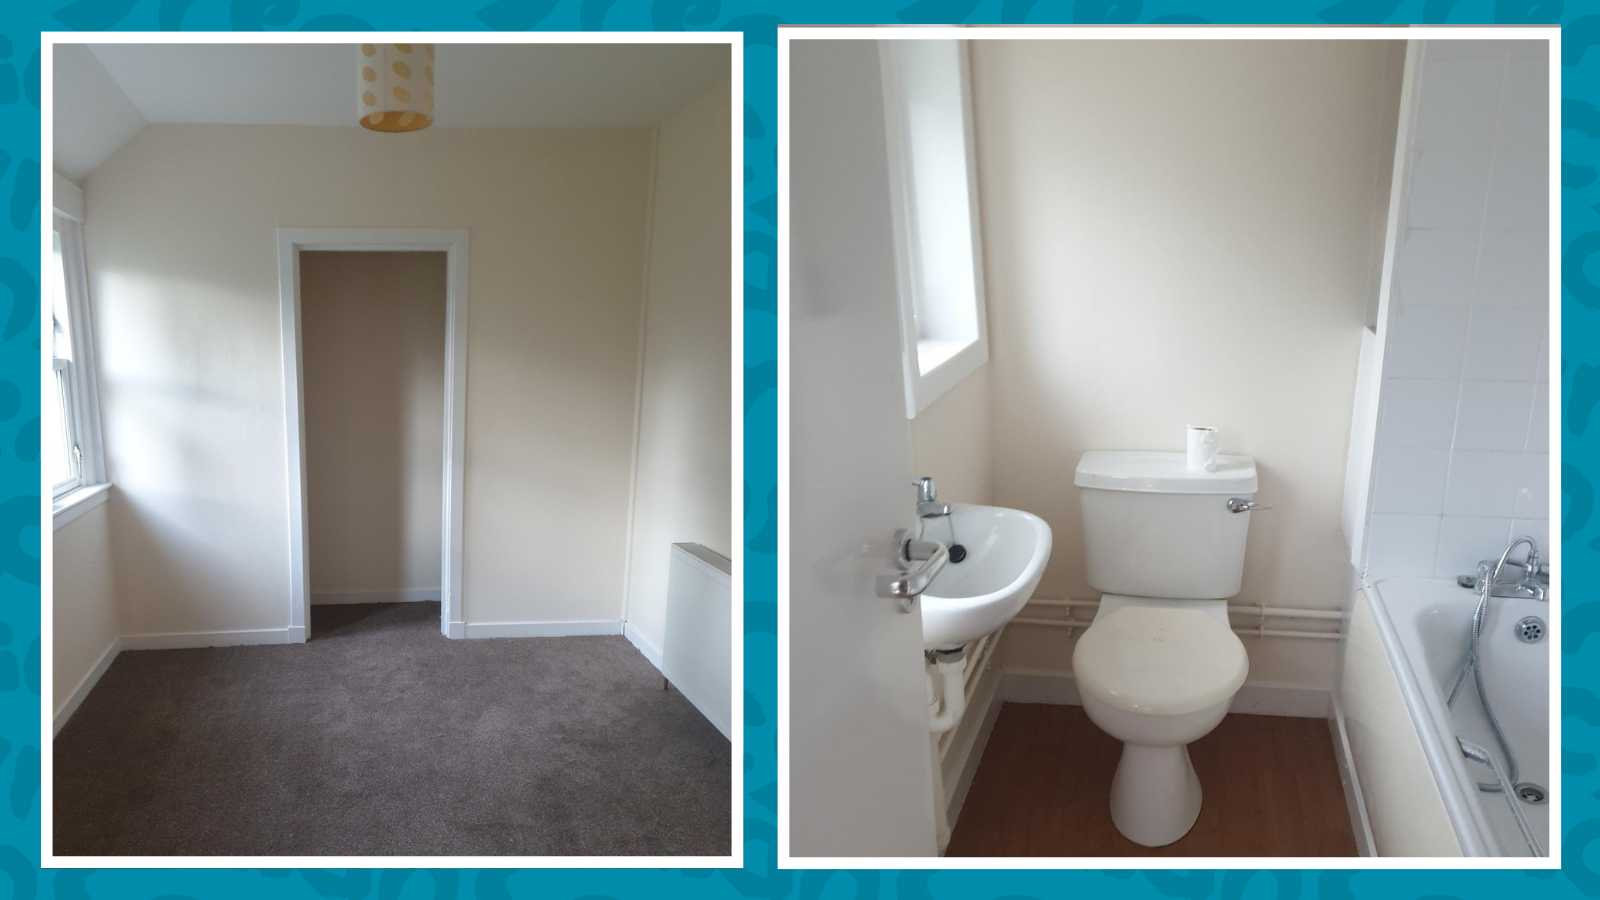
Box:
[310,588,441,605]
[462,620,623,639]
[998,668,1332,718]
[1329,694,1379,856]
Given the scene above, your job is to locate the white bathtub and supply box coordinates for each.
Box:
[1349,577,1551,856]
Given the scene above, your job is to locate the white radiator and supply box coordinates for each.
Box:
[664,542,733,740]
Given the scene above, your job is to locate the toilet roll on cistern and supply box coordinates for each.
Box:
[1186,425,1220,473]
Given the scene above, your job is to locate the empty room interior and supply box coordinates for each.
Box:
[48,41,735,857]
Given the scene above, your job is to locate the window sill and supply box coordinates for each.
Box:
[53,483,111,531]
[905,336,988,418]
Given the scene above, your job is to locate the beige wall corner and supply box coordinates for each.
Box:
[623,79,735,656]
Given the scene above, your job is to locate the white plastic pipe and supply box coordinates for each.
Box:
[928,654,967,734]
[1009,616,1340,641]
[1026,597,1342,621]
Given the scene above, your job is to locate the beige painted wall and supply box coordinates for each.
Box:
[85,124,651,635]
[623,81,734,655]
[948,40,1400,687]
[301,251,446,598]
[909,363,993,506]
[52,502,120,715]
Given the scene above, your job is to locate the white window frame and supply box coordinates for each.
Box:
[879,38,990,418]
[49,210,110,528]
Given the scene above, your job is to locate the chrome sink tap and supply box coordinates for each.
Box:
[914,476,951,518]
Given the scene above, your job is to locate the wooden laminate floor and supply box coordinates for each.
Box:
[946,703,1359,857]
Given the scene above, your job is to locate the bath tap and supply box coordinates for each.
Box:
[1458,536,1547,602]
[1449,533,1543,795]
[914,476,952,518]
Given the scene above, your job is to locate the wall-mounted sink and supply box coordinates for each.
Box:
[918,504,1052,651]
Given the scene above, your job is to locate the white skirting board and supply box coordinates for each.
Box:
[53,637,120,736]
[121,628,293,651]
[54,627,294,735]
[310,588,441,605]
[1330,695,1379,856]
[462,620,622,639]
[624,622,665,673]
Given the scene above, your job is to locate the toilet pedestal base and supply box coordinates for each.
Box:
[1109,742,1202,847]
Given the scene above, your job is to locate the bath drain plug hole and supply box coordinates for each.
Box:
[1515,783,1547,805]
[1516,616,1545,643]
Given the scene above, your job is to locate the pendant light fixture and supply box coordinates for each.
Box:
[358,43,434,132]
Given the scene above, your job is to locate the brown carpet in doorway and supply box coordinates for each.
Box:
[947,703,1357,857]
[52,602,731,856]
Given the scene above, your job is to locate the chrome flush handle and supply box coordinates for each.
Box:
[1227,497,1273,513]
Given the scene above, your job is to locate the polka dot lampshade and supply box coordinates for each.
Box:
[358,43,434,132]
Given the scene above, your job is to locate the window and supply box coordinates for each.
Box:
[48,211,106,514]
[880,39,989,418]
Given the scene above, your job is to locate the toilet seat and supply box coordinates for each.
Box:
[1073,606,1248,717]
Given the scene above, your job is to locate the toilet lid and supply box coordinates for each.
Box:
[1072,607,1249,716]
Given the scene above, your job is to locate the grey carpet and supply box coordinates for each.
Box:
[53,602,731,856]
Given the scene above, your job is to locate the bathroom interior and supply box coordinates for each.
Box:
[787,32,1554,859]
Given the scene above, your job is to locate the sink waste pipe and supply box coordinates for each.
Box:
[928,649,967,734]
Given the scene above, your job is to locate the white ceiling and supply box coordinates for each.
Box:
[53,44,147,182]
[54,42,730,180]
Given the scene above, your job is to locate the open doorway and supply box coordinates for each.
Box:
[277,229,470,641]
[301,249,448,638]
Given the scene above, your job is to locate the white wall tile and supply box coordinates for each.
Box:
[1462,308,1543,381]
[1514,451,1549,519]
[1444,449,1521,516]
[1417,59,1503,148]
[1365,38,1552,583]
[1453,380,1534,450]
[1367,514,1441,578]
[1527,381,1549,451]
[1387,306,1468,379]
[1372,447,1450,514]
[1471,229,1546,308]
[1380,378,1459,449]
[1435,515,1512,578]
[1497,59,1548,148]
[1510,517,1549,551]
[1406,144,1492,229]
[1399,229,1478,308]
[1483,143,1548,231]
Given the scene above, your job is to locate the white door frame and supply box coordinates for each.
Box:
[275,227,470,641]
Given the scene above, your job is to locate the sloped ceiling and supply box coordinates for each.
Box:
[52,44,146,182]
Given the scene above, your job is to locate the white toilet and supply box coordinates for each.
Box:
[1071,450,1258,848]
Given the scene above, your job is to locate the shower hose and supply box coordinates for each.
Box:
[1447,561,1519,793]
